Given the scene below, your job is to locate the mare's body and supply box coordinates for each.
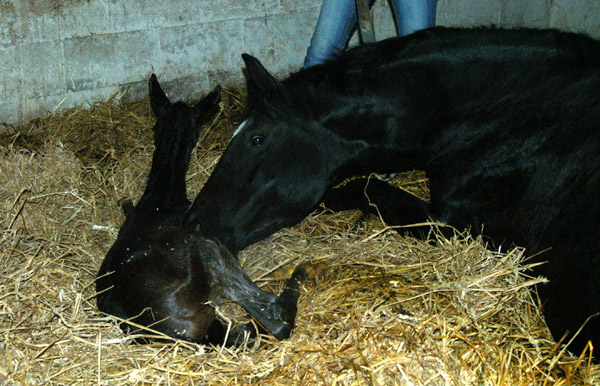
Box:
[184,27,600,355]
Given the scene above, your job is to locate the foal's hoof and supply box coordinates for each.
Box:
[291,262,327,282]
[119,198,134,216]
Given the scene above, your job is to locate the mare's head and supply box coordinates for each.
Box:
[184,55,346,251]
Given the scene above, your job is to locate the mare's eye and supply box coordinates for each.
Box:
[251,135,265,146]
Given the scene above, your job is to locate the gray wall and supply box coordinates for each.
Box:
[1,0,599,126]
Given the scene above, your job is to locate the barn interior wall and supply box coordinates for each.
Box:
[0,0,598,126]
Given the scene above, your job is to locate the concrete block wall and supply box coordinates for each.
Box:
[437,0,600,34]
[0,0,599,126]
[0,0,319,125]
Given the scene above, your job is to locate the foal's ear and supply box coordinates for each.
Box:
[199,85,222,108]
[149,74,171,116]
[194,85,222,119]
[242,54,283,98]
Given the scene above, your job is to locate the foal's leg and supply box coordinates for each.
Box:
[201,263,318,346]
[196,238,318,340]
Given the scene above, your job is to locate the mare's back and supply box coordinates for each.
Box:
[325,28,600,75]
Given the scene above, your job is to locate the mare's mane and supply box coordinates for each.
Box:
[265,27,600,127]
[285,27,600,91]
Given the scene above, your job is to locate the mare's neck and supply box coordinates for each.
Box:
[295,28,578,185]
[303,78,439,185]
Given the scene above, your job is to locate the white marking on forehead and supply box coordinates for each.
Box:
[232,119,249,139]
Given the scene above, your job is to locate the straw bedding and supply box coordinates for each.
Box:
[1,89,598,385]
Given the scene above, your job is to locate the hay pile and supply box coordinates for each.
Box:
[1,89,598,385]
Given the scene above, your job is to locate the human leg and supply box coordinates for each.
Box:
[304,0,358,68]
[391,0,437,36]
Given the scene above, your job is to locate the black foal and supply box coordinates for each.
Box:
[96,75,314,345]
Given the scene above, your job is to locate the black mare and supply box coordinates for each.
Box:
[183,27,600,356]
[96,75,314,345]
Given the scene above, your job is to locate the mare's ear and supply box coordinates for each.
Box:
[242,54,283,98]
[149,74,171,116]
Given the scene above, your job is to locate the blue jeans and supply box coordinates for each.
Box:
[304,0,437,68]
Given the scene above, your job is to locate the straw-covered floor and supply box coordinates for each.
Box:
[1,88,599,385]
